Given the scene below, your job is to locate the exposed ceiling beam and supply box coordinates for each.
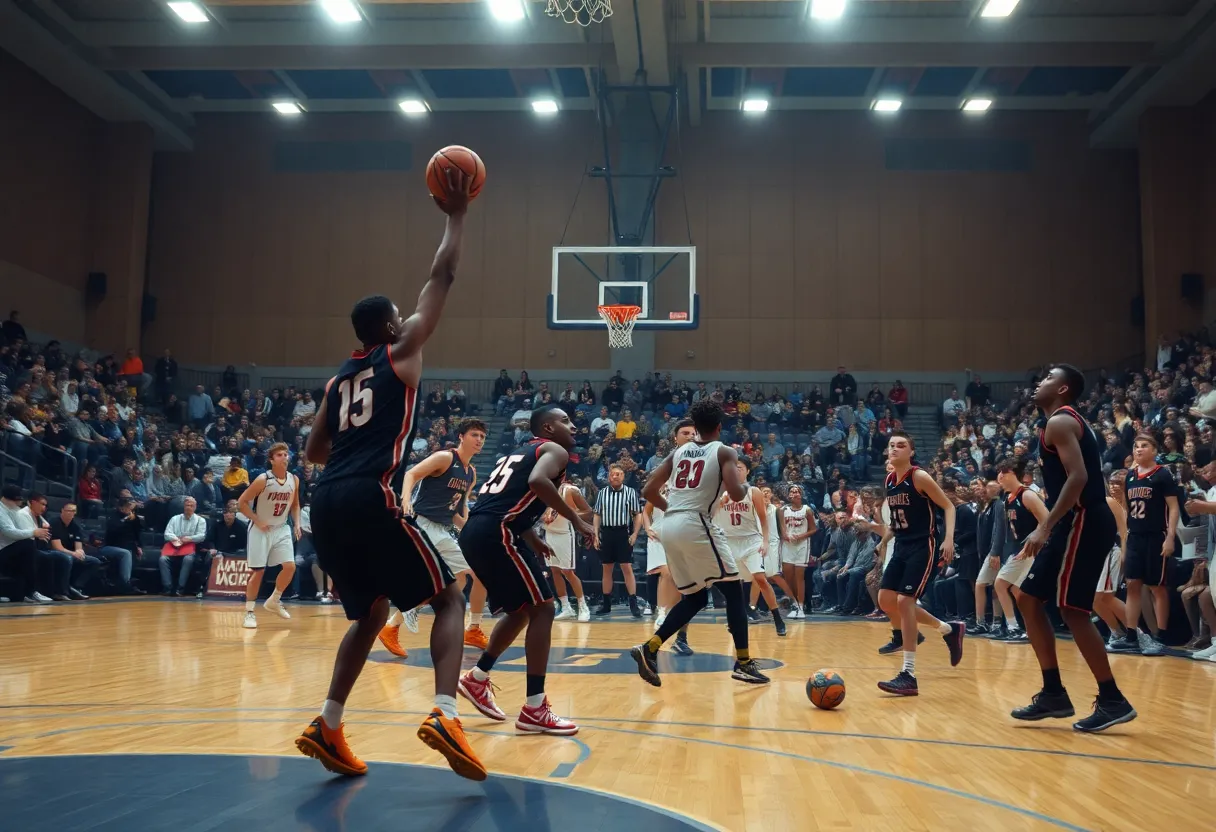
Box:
[706,95,1106,111]
[179,97,597,112]
[714,16,1179,45]
[681,41,1156,67]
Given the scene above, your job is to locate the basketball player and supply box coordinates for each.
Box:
[713,459,785,636]
[779,485,815,618]
[1010,365,1135,732]
[991,458,1048,643]
[876,431,965,696]
[377,418,490,658]
[295,170,486,781]
[456,405,594,734]
[643,417,696,653]
[542,474,592,622]
[237,443,300,630]
[758,486,795,610]
[1115,434,1178,656]
[630,399,771,686]
[1095,472,1132,651]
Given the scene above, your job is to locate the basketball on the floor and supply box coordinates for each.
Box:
[426,145,486,205]
[807,668,846,710]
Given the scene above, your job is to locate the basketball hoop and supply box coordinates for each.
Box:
[545,0,612,26]
[597,304,642,349]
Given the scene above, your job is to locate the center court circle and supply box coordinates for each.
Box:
[372,645,784,675]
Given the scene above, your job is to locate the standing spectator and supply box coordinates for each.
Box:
[101,497,146,594]
[48,502,101,600]
[0,484,50,602]
[829,366,857,407]
[154,349,178,403]
[965,375,991,409]
[161,496,207,596]
[813,418,845,469]
[120,348,151,397]
[592,465,644,617]
[188,385,214,429]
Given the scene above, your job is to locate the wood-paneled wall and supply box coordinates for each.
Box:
[141,109,1140,372]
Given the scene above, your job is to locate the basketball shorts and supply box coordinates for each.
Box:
[976,553,1001,586]
[460,514,553,614]
[880,536,936,598]
[311,478,454,621]
[996,555,1032,587]
[414,515,470,575]
[1096,544,1123,594]
[246,524,293,569]
[1022,504,1116,612]
[645,533,667,574]
[544,529,577,571]
[658,512,740,593]
[765,538,782,577]
[598,526,633,565]
[781,539,810,567]
[1123,531,1170,586]
[727,536,764,576]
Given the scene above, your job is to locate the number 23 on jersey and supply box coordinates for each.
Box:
[674,458,704,489]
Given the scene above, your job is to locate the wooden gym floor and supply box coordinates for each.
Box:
[1,598,1213,831]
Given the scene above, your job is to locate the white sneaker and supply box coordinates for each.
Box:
[1192,642,1216,660]
[789,606,803,620]
[403,608,420,633]
[25,591,52,604]
[642,602,653,616]
[554,601,574,620]
[315,591,325,601]
[264,597,291,620]
[577,600,591,622]
[243,611,258,629]
[654,607,668,631]
[322,593,333,604]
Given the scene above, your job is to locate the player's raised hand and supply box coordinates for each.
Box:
[435,167,472,216]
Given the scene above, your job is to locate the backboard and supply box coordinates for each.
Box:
[547,245,698,330]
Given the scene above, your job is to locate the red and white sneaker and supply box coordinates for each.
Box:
[458,670,506,721]
[516,698,579,736]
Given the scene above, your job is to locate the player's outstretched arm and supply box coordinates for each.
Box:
[305,386,332,465]
[642,456,674,512]
[719,445,747,502]
[397,169,472,358]
[530,444,592,538]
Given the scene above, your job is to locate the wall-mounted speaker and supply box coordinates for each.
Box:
[86,272,107,302]
[1181,273,1204,305]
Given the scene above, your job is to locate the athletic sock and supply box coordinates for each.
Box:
[245,600,255,613]
[736,648,750,662]
[645,635,663,653]
[469,612,483,628]
[474,653,496,676]
[320,699,344,730]
[1126,627,1139,640]
[1042,668,1065,694]
[771,608,782,624]
[935,621,952,635]
[902,651,916,676]
[269,588,282,603]
[434,694,458,719]
[889,628,903,644]
[1097,679,1123,703]
[525,692,546,708]
[525,673,546,698]
[388,609,403,627]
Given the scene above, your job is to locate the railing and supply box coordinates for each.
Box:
[0,431,76,501]
[178,368,251,396]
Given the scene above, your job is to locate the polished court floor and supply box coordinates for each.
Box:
[1,598,1214,831]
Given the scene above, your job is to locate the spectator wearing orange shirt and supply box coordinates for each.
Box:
[120,348,151,397]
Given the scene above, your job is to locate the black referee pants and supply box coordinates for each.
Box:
[598,527,632,565]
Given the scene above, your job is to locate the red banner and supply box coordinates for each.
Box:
[207,555,254,597]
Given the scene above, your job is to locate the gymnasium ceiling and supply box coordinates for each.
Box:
[2,0,1215,151]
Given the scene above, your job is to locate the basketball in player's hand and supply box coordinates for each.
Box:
[807,668,846,710]
[426,145,486,212]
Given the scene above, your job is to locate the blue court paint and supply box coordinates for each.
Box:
[549,735,591,778]
[0,754,714,831]
[371,645,783,675]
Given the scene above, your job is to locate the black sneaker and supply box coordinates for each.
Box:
[671,630,694,656]
[965,621,989,636]
[630,645,661,687]
[1010,690,1075,721]
[778,596,793,613]
[68,587,89,600]
[877,631,925,655]
[747,606,764,623]
[731,659,771,684]
[594,602,612,616]
[877,670,919,696]
[1072,697,1137,733]
[985,623,1008,639]
[628,596,643,619]
[1108,634,1140,653]
[773,611,787,637]
[943,622,965,667]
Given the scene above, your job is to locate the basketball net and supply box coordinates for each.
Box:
[598,304,641,349]
[545,0,612,26]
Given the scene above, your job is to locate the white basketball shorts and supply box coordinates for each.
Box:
[765,538,782,577]
[996,555,1033,588]
[646,535,667,574]
[545,529,577,571]
[781,539,810,567]
[727,536,764,576]
[415,515,470,575]
[976,553,1001,586]
[247,524,293,569]
[659,512,740,593]
[1096,544,1123,594]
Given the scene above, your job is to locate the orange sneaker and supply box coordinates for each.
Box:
[417,709,487,781]
[378,624,407,658]
[463,624,489,650]
[295,717,368,776]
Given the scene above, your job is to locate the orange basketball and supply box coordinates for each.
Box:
[807,668,846,710]
[426,145,486,207]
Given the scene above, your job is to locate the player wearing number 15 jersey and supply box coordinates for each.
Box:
[296,166,487,784]
[876,431,964,697]
[457,405,594,737]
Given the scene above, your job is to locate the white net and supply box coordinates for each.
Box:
[545,0,613,26]
[598,305,641,349]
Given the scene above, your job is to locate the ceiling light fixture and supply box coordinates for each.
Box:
[398,99,429,115]
[531,98,559,114]
[980,0,1019,18]
[488,0,526,22]
[872,98,902,113]
[272,101,304,115]
[319,0,362,24]
[741,98,770,113]
[166,2,209,23]
[962,98,993,113]
[809,0,847,20]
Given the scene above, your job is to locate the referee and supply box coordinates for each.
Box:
[593,464,643,618]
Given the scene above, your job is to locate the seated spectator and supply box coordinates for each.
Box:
[492,369,514,403]
[1179,559,1214,651]
[591,407,615,441]
[602,379,624,412]
[120,348,151,397]
[188,384,214,429]
[813,418,845,469]
[291,503,330,601]
[199,505,248,595]
[48,502,100,600]
[0,484,50,602]
[447,381,467,415]
[161,497,208,596]
[942,387,966,426]
[515,370,534,402]
[615,409,637,442]
[77,465,104,518]
[101,497,146,594]
[888,380,908,419]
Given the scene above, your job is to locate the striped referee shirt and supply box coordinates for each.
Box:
[594,485,640,528]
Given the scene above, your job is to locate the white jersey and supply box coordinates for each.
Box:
[665,440,725,515]
[782,505,811,543]
[543,483,576,535]
[254,472,296,528]
[715,490,762,541]
[766,504,781,550]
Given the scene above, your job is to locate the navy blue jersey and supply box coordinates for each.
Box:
[885,466,934,542]
[470,439,565,534]
[316,344,417,508]
[1124,465,1175,536]
[411,450,474,524]
[1006,487,1039,544]
[1039,406,1107,512]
